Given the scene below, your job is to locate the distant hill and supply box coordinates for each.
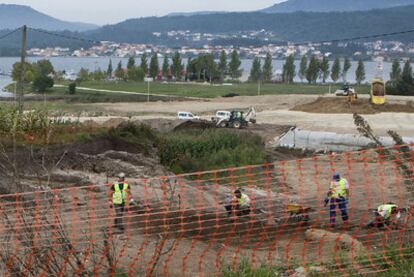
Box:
[262,0,414,13]
[87,5,414,43]
[167,11,227,17]
[0,4,98,32]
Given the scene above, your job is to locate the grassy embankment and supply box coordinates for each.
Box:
[7,80,371,101]
[67,80,371,98]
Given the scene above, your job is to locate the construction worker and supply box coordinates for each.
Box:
[367,203,401,229]
[327,173,349,228]
[109,173,134,232]
[224,189,251,217]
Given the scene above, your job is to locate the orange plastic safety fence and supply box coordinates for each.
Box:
[0,144,413,276]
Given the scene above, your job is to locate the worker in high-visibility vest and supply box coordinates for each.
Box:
[108,173,134,232]
[367,203,401,229]
[224,189,251,217]
[327,173,350,228]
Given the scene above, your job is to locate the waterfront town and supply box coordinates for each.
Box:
[26,29,414,61]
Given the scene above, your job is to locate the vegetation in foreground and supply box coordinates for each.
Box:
[158,128,266,174]
[0,108,268,174]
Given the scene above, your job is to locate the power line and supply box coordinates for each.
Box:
[0,27,22,41]
[293,28,414,46]
[2,25,414,51]
[27,27,101,45]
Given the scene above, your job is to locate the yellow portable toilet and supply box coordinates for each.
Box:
[370,57,386,105]
[370,78,385,105]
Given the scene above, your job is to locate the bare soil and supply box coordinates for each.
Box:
[292,97,414,114]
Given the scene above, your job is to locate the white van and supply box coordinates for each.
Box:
[177,112,200,121]
[212,111,231,122]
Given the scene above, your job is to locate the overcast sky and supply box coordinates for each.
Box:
[3,0,283,25]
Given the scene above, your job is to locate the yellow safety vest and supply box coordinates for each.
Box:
[330,178,348,198]
[378,204,397,219]
[113,182,129,205]
[238,194,250,207]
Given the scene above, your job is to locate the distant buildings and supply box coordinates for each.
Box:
[27,30,414,61]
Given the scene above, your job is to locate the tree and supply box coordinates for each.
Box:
[249,57,262,82]
[140,53,148,74]
[33,60,54,77]
[319,56,330,83]
[185,57,192,81]
[299,56,307,82]
[128,66,145,82]
[342,57,351,82]
[115,61,125,81]
[149,53,159,79]
[32,75,54,92]
[402,59,413,84]
[162,56,169,79]
[228,50,242,80]
[218,50,227,82]
[355,60,366,85]
[390,60,402,82]
[387,59,414,96]
[77,68,91,82]
[127,56,136,70]
[282,54,296,84]
[306,55,320,84]
[12,62,34,83]
[331,58,341,83]
[171,52,183,80]
[107,59,113,78]
[262,53,273,83]
[92,69,105,81]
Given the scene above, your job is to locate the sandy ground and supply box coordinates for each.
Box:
[71,94,414,137]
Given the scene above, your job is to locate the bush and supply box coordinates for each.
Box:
[68,82,77,95]
[158,129,266,173]
[32,75,54,92]
[107,123,159,154]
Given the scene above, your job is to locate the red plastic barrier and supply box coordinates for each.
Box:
[0,144,413,276]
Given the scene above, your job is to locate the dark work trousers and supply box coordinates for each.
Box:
[329,197,349,226]
[114,204,125,230]
[225,204,251,217]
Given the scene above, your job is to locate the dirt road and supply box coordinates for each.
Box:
[70,94,414,136]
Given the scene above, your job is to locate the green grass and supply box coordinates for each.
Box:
[62,80,371,99]
[158,128,267,174]
[6,80,371,102]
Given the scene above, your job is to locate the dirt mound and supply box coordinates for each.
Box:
[305,229,366,257]
[292,97,414,114]
[173,120,215,131]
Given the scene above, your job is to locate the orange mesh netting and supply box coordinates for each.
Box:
[0,144,413,276]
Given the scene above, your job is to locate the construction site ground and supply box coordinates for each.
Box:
[63,94,414,137]
[1,93,414,275]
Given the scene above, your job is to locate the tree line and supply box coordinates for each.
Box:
[77,50,244,83]
[387,59,413,96]
[248,54,366,85]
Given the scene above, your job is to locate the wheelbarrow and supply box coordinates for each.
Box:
[286,204,312,224]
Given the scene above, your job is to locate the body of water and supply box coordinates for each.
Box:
[0,56,408,91]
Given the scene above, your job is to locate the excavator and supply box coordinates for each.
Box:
[216,107,256,129]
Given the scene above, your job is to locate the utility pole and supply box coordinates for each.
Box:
[18,25,27,113]
[147,80,150,103]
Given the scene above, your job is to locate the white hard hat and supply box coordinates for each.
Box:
[118,172,126,179]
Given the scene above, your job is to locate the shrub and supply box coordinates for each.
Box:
[158,129,266,173]
[68,82,77,95]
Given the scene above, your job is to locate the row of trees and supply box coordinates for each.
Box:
[186,50,242,82]
[248,54,366,84]
[78,50,244,83]
[387,59,413,95]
